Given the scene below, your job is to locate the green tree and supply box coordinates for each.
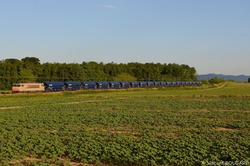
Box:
[40,63,61,81]
[0,59,22,89]
[208,77,226,84]
[21,57,40,65]
[81,61,108,81]
[59,63,84,81]
[0,57,199,90]
[200,79,209,84]
[113,73,137,81]
[127,62,144,80]
[21,57,42,79]
[19,68,37,82]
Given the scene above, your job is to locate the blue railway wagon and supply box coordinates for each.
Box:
[147,82,154,88]
[161,82,166,87]
[179,82,184,86]
[64,81,82,90]
[96,82,109,89]
[130,82,139,88]
[139,82,147,88]
[190,82,195,86]
[194,82,199,86]
[166,82,173,87]
[43,81,65,91]
[170,82,176,87]
[154,82,161,87]
[82,82,97,89]
[120,82,131,88]
[176,82,183,87]
[109,82,121,89]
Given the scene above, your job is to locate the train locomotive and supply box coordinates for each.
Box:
[12,81,202,93]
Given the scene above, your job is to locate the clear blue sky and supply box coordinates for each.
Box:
[1,0,250,75]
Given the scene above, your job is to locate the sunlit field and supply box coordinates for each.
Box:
[1,82,250,165]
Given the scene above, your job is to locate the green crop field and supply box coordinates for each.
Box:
[1,82,250,166]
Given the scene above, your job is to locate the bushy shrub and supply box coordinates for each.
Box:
[208,77,226,84]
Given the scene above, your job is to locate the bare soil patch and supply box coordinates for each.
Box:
[217,127,240,132]
[0,106,23,109]
[9,157,88,166]
[60,99,112,105]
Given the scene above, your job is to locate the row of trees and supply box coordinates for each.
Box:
[0,57,198,89]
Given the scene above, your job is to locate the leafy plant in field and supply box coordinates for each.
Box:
[1,88,250,165]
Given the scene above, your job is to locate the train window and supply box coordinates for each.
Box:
[13,84,23,87]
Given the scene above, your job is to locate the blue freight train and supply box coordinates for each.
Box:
[12,81,202,92]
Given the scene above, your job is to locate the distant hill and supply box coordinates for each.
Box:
[197,74,250,82]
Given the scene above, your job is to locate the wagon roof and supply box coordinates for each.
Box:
[13,83,43,85]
